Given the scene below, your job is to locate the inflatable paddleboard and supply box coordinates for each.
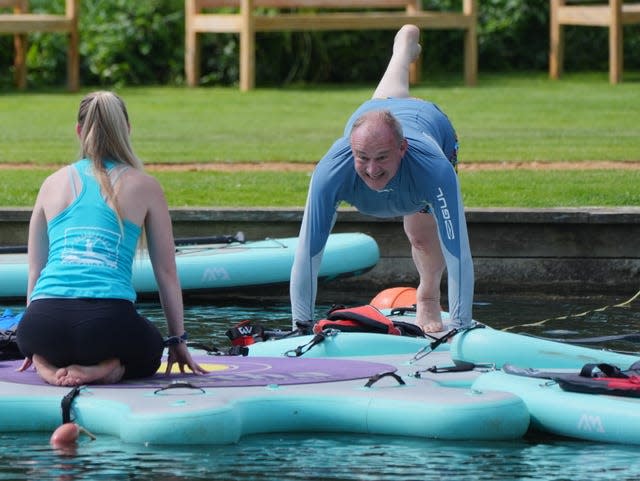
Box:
[0,232,379,300]
[0,352,529,445]
[450,325,639,370]
[473,367,640,445]
[13,285,640,445]
[246,294,640,447]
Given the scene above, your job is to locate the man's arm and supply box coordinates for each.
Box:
[290,140,350,326]
[290,174,338,326]
[429,168,474,328]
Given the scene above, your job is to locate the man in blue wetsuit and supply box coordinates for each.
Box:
[290,25,474,333]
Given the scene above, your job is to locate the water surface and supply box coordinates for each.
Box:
[1,291,639,481]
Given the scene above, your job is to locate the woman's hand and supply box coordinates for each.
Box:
[165,343,207,375]
[17,357,33,372]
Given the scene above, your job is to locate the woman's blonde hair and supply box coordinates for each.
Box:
[77,91,143,229]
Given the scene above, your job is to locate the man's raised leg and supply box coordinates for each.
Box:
[372,25,422,99]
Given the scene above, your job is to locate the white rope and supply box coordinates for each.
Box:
[501,287,640,332]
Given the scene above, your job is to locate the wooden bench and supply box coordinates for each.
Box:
[185,0,478,91]
[0,0,79,91]
[550,0,640,84]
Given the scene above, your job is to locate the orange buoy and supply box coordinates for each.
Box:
[370,287,417,309]
[50,423,80,447]
[50,422,97,448]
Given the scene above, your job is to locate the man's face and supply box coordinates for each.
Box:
[351,122,407,192]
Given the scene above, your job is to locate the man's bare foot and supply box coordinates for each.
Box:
[56,359,125,387]
[421,321,445,333]
[416,297,443,333]
[394,25,422,64]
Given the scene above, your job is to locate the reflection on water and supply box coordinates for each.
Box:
[1,291,639,481]
[2,431,640,481]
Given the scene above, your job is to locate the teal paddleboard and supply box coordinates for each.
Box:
[0,232,379,300]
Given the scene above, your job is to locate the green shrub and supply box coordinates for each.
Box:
[0,0,638,89]
[79,0,185,86]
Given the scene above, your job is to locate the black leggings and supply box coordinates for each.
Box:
[16,298,164,380]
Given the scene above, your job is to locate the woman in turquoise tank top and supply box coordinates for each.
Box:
[16,91,206,386]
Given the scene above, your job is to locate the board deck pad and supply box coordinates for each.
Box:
[0,356,396,388]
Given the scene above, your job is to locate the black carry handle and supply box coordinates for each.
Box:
[0,231,246,254]
[174,231,245,247]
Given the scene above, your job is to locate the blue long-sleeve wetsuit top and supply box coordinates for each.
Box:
[290,98,474,328]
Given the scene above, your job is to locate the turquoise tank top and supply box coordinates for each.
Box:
[30,159,142,301]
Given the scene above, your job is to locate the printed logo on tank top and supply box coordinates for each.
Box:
[61,227,121,268]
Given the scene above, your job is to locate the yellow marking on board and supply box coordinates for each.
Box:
[158,362,229,374]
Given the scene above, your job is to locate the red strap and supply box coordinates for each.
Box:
[604,376,640,390]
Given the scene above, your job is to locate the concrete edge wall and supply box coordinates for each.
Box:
[2,207,639,295]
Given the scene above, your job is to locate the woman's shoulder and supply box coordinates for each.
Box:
[40,164,75,187]
[118,167,161,189]
[116,168,167,209]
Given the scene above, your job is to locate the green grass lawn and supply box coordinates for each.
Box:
[2,167,638,208]
[1,72,639,207]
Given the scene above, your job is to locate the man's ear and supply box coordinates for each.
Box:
[400,138,409,156]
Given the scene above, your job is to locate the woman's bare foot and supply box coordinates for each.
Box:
[30,355,125,386]
[394,24,422,64]
[57,359,125,386]
[31,354,63,385]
